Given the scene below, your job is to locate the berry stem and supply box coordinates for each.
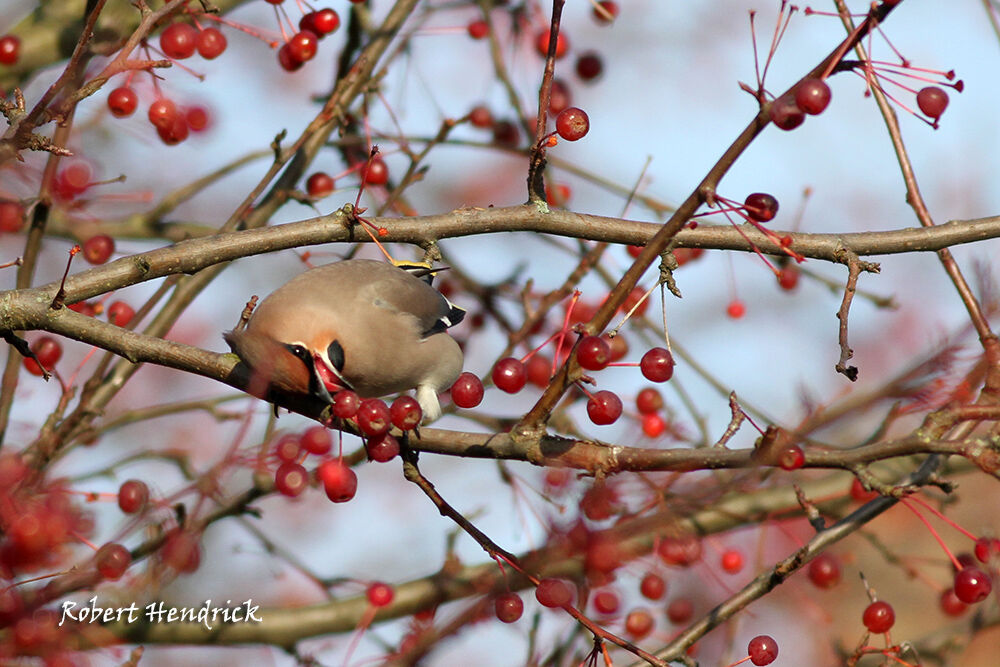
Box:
[898,498,962,570]
[905,495,979,542]
[553,291,581,376]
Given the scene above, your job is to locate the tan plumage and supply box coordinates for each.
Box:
[225,259,464,423]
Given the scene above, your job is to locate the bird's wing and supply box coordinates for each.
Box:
[358,265,465,337]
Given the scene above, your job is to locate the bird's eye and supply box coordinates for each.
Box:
[286,344,310,361]
[327,340,345,371]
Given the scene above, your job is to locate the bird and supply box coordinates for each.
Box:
[225,259,465,423]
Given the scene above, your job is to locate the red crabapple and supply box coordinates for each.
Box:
[795,78,831,115]
[862,600,895,633]
[555,107,589,141]
[450,372,484,407]
[917,86,949,119]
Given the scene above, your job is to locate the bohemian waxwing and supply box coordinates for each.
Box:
[225,259,465,423]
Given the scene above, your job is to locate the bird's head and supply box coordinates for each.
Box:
[224,328,351,403]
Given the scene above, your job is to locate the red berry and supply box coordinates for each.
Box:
[587,390,622,425]
[184,105,210,132]
[278,43,304,71]
[105,300,134,327]
[548,79,572,116]
[576,52,603,81]
[493,357,527,393]
[450,372,484,408]
[491,119,520,147]
[196,27,227,59]
[744,192,779,222]
[312,9,341,36]
[0,35,20,65]
[592,1,619,23]
[721,549,744,573]
[642,413,666,438]
[607,334,628,362]
[747,634,779,665]
[850,478,878,502]
[186,105,211,131]
[494,592,523,623]
[940,588,968,616]
[187,105,210,130]
[622,286,649,316]
[807,553,841,589]
[306,172,335,197]
[162,530,200,572]
[117,479,149,514]
[69,301,97,317]
[82,234,114,264]
[674,247,705,266]
[148,98,178,131]
[300,425,332,455]
[862,600,895,633]
[639,572,666,600]
[587,537,623,579]
[627,244,643,258]
[624,608,654,639]
[390,396,422,430]
[333,390,361,419]
[467,20,488,39]
[544,467,572,491]
[366,582,394,607]
[526,355,551,388]
[318,459,357,502]
[107,86,138,118]
[777,444,805,470]
[916,86,949,119]
[777,266,800,291]
[160,23,198,60]
[360,157,389,185]
[156,113,189,145]
[273,433,301,463]
[727,300,746,319]
[287,30,319,63]
[275,462,309,496]
[636,387,663,414]
[769,94,805,130]
[469,105,493,128]
[54,161,92,201]
[555,107,589,141]
[535,29,569,59]
[95,543,131,580]
[580,483,618,521]
[356,399,391,437]
[577,335,611,370]
[366,433,400,463]
[24,336,62,376]
[953,566,992,604]
[545,182,571,207]
[301,9,340,37]
[640,347,674,382]
[658,535,702,567]
[567,299,598,325]
[593,589,620,614]
[954,552,977,572]
[666,597,693,624]
[974,536,1000,563]
[535,578,573,608]
[0,200,24,232]
[795,78,831,115]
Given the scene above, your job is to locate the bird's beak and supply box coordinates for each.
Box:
[312,352,352,397]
